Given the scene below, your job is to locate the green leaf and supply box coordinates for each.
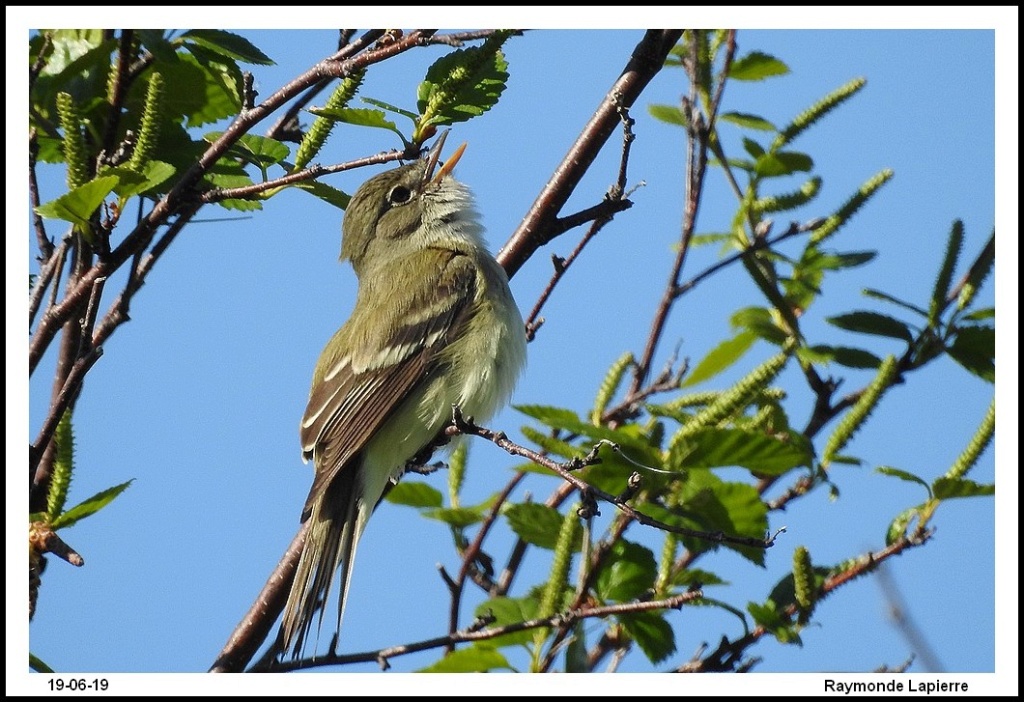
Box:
[929,219,964,324]
[519,425,585,462]
[418,645,512,673]
[504,503,582,551]
[932,477,994,500]
[719,111,776,131]
[29,653,54,673]
[799,344,883,370]
[384,480,443,508]
[730,307,788,345]
[963,307,994,322]
[565,621,589,673]
[644,472,768,565]
[862,288,930,317]
[202,168,258,209]
[876,466,931,496]
[728,51,790,81]
[672,567,727,588]
[308,106,404,139]
[361,96,419,122]
[128,52,233,128]
[105,161,176,199]
[742,137,765,159]
[51,480,133,530]
[668,427,813,476]
[814,250,878,270]
[748,601,802,645]
[595,540,657,603]
[683,331,758,387]
[947,325,994,382]
[417,45,509,127]
[206,132,290,169]
[421,505,488,528]
[648,104,687,126]
[886,506,922,545]
[179,29,274,65]
[474,595,539,647]
[34,175,118,227]
[293,180,351,210]
[515,405,663,465]
[826,311,914,342]
[136,30,178,62]
[619,611,676,663]
[754,151,813,177]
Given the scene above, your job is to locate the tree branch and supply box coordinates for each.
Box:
[257,590,702,672]
[497,29,682,278]
[629,30,736,396]
[524,109,637,341]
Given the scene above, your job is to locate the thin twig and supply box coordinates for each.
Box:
[100,30,136,162]
[673,219,818,298]
[29,131,53,260]
[498,30,682,278]
[259,590,702,672]
[523,108,638,341]
[29,239,68,328]
[199,150,405,203]
[445,471,526,649]
[428,30,520,47]
[629,30,736,397]
[30,345,104,481]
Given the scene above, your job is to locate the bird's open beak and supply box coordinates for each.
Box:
[423,130,468,186]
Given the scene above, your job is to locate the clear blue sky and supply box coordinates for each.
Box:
[12,9,1017,696]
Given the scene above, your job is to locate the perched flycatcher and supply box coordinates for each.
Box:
[278,133,527,658]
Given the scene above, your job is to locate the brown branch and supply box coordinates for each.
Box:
[445,472,526,649]
[29,131,53,261]
[629,30,736,397]
[265,31,357,142]
[30,344,104,492]
[29,32,52,89]
[497,29,682,279]
[259,590,702,672]
[99,30,136,162]
[209,523,308,673]
[524,110,638,341]
[29,522,86,568]
[29,238,68,329]
[199,151,405,203]
[428,30,521,47]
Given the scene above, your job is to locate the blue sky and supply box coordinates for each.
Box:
[12,9,1017,696]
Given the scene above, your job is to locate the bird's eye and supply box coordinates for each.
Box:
[387,185,412,205]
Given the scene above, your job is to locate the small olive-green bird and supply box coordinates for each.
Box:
[278,133,527,658]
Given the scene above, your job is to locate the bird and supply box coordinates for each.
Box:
[277,132,527,659]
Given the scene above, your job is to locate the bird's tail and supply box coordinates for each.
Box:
[278,468,364,660]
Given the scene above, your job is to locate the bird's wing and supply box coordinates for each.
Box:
[297,249,476,521]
